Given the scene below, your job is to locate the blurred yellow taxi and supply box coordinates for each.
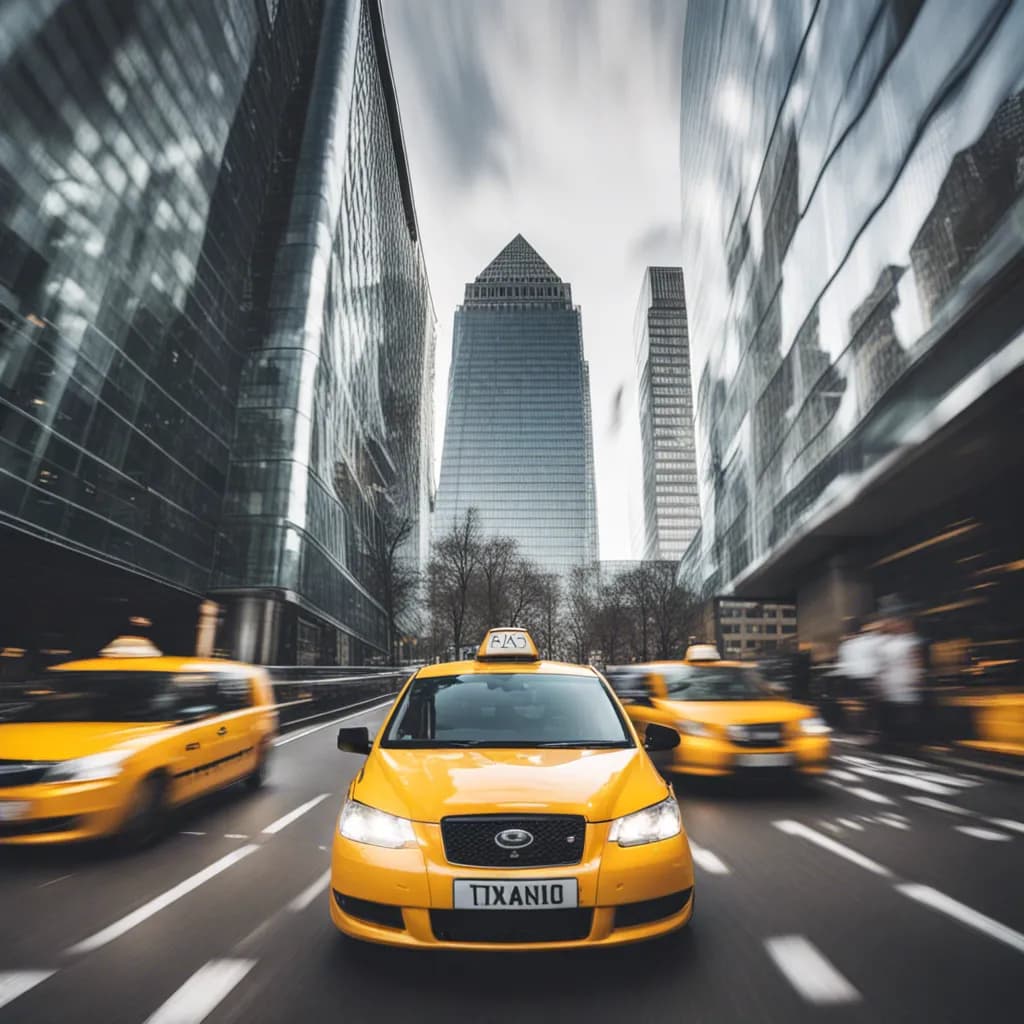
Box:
[0,637,277,846]
[330,627,694,950]
[608,645,830,777]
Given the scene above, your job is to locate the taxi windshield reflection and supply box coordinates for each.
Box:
[663,666,771,701]
[382,673,633,748]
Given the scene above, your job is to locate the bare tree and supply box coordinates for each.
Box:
[620,564,655,661]
[532,573,562,659]
[649,561,694,659]
[427,508,483,656]
[562,565,597,664]
[594,574,629,666]
[366,492,419,665]
[476,536,519,627]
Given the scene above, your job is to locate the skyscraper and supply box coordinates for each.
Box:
[634,267,700,561]
[435,235,598,575]
[0,0,434,665]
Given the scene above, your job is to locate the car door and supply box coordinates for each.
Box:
[211,671,260,784]
[168,674,221,805]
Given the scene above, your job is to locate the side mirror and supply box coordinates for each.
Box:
[337,726,372,755]
[644,723,680,752]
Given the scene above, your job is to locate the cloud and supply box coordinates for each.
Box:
[628,221,684,266]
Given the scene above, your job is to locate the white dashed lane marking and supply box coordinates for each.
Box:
[143,959,256,1024]
[0,971,56,1012]
[774,820,893,877]
[688,840,730,875]
[847,786,895,805]
[906,795,970,816]
[289,869,332,912]
[273,699,394,748]
[67,846,259,955]
[837,818,863,831]
[954,825,1011,842]
[262,794,331,835]
[986,817,1024,835]
[764,936,860,1005]
[898,884,1024,955]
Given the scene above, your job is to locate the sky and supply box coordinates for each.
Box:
[382,0,689,560]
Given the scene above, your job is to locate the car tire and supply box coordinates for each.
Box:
[119,774,168,852]
[245,743,271,791]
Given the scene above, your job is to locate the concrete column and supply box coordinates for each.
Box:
[796,555,873,663]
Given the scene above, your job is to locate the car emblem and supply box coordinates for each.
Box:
[494,828,534,850]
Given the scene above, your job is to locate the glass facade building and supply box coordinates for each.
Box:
[434,235,598,576]
[634,267,700,561]
[0,0,434,665]
[678,0,1024,659]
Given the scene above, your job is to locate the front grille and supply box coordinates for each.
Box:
[430,908,593,944]
[0,816,78,839]
[729,724,784,747]
[441,814,585,868]
[0,760,54,786]
[614,889,692,929]
[333,891,405,930]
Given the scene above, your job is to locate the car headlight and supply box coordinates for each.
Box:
[43,750,131,782]
[799,716,832,736]
[338,799,416,849]
[608,795,682,847]
[726,724,748,741]
[678,720,711,737]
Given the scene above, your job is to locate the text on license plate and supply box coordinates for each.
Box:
[735,753,794,767]
[453,878,579,910]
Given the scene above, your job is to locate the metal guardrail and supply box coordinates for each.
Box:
[266,667,409,729]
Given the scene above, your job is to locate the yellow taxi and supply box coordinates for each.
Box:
[607,644,830,777]
[0,636,277,847]
[330,628,694,950]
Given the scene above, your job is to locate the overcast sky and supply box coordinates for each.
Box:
[382,0,689,560]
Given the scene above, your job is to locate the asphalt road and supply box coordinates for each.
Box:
[1,705,1021,1024]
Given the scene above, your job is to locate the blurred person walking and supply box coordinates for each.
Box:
[836,616,883,734]
[876,615,926,748]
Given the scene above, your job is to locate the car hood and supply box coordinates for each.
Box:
[0,722,171,761]
[658,699,812,726]
[354,746,669,824]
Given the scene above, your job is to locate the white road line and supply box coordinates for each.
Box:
[880,754,931,768]
[875,816,910,830]
[0,971,56,1011]
[906,796,971,816]
[819,820,841,834]
[774,820,893,877]
[274,700,394,748]
[898,884,1024,954]
[837,818,863,831]
[289,869,332,912]
[688,840,730,874]
[224,834,249,840]
[827,769,860,783]
[144,959,256,1024]
[37,874,72,889]
[848,786,895,805]
[262,794,331,835]
[954,825,1011,842]
[180,831,206,837]
[986,817,1024,835]
[764,936,860,1005]
[847,765,958,796]
[67,846,258,955]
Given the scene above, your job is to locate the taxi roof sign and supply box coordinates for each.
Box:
[477,628,540,662]
[685,643,721,662]
[100,635,163,659]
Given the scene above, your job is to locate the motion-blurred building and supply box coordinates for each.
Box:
[434,235,599,575]
[634,267,700,561]
[0,0,434,665]
[678,1,1024,669]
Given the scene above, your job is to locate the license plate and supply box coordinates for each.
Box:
[0,801,29,822]
[735,753,794,768]
[453,878,579,910]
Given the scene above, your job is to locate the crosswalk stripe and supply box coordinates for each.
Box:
[986,817,1024,835]
[765,936,860,1005]
[144,960,256,1024]
[906,795,970,816]
[0,971,56,1012]
[954,825,1011,842]
[774,820,893,877]
[898,884,1024,954]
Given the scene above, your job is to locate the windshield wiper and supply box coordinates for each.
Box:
[532,740,631,748]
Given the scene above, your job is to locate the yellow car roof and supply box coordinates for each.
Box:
[50,655,254,674]
[416,658,598,680]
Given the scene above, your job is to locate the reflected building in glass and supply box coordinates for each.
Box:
[0,0,434,665]
[634,267,700,561]
[435,235,599,576]
[678,0,1024,662]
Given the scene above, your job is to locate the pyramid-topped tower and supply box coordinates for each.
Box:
[464,234,573,308]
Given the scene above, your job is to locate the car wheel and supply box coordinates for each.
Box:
[119,774,168,852]
[245,743,271,791]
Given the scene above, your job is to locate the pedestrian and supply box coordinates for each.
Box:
[876,615,925,748]
[836,616,883,734]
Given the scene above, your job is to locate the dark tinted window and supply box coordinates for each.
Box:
[3,672,181,722]
[216,673,253,711]
[383,673,633,749]
[662,665,770,701]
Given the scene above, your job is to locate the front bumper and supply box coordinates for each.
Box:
[667,735,830,776]
[0,778,129,845]
[329,819,695,950]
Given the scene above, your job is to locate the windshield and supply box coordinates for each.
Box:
[1,671,198,723]
[382,672,633,748]
[662,665,771,701]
